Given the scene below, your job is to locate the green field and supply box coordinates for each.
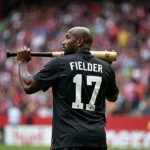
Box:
[0,145,149,150]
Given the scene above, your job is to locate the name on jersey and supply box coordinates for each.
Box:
[70,61,103,73]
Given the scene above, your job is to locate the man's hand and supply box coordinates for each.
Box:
[17,46,31,64]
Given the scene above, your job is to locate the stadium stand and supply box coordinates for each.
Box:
[0,0,150,125]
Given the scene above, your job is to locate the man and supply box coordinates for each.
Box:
[17,27,119,150]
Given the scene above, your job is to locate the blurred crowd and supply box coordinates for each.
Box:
[0,0,150,125]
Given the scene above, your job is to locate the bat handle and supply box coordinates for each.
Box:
[6,50,53,58]
[6,50,16,58]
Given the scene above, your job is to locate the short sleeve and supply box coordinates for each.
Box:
[105,66,119,98]
[33,57,60,92]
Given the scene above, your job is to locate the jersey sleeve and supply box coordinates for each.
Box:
[33,57,60,92]
[105,66,119,98]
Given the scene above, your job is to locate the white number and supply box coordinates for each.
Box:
[86,76,102,110]
[72,74,102,111]
[72,74,84,109]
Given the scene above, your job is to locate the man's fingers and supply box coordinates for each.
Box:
[23,46,27,50]
[18,46,29,51]
[21,46,25,51]
[17,46,31,56]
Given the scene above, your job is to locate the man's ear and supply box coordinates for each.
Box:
[76,38,84,47]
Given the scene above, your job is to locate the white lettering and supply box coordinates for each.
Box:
[118,131,130,147]
[70,62,74,70]
[131,131,143,148]
[106,130,150,148]
[98,64,103,73]
[143,132,150,148]
[93,64,97,72]
[70,61,103,73]
[78,61,82,70]
[75,62,78,70]
[83,62,87,71]
[87,63,92,71]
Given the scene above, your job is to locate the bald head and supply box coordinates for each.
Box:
[68,27,93,46]
[62,26,93,55]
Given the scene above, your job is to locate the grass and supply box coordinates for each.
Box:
[0,145,149,150]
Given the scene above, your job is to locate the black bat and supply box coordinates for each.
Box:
[6,50,117,62]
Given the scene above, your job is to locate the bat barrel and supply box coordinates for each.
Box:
[90,51,117,62]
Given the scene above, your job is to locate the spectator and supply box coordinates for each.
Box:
[0,0,149,120]
[7,101,21,125]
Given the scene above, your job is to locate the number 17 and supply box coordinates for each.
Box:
[72,74,102,111]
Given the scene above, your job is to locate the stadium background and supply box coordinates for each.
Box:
[0,0,150,149]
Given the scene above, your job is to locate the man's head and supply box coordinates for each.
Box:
[62,26,93,55]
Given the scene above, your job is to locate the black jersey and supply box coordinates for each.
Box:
[33,51,118,149]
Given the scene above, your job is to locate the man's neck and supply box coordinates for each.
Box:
[76,46,90,52]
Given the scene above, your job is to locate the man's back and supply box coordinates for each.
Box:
[16,27,118,150]
[49,51,118,148]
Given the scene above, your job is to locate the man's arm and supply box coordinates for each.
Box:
[17,46,60,93]
[17,46,40,94]
[19,62,40,94]
[105,65,119,102]
[106,88,119,102]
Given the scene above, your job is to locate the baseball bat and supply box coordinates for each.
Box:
[6,50,117,62]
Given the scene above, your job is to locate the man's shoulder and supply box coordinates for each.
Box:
[57,53,80,62]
